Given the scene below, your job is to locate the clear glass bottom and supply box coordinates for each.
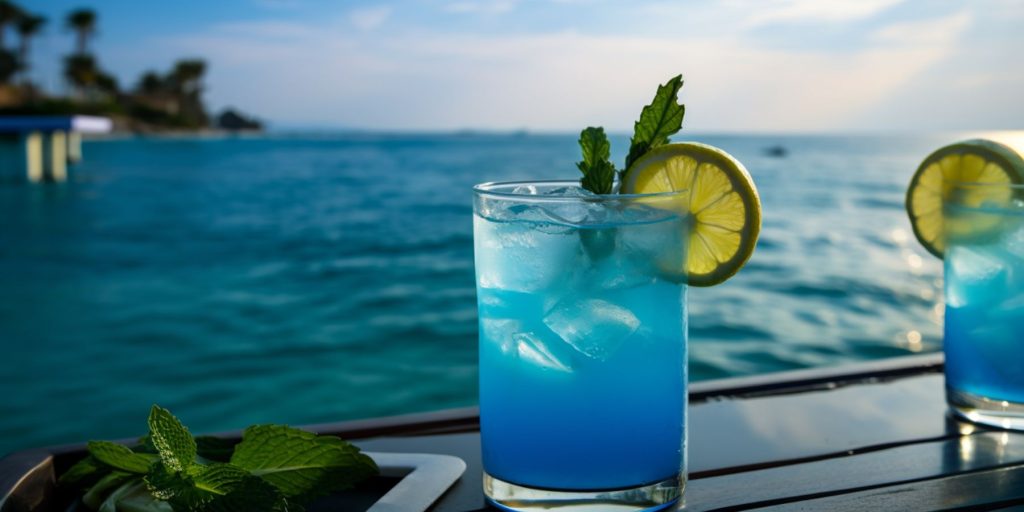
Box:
[948,388,1024,430]
[483,472,683,511]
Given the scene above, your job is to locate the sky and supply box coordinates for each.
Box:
[22,0,1024,132]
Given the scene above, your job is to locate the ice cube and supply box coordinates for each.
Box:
[474,215,582,292]
[479,318,521,355]
[586,210,684,289]
[589,248,656,290]
[511,184,539,196]
[543,298,640,361]
[478,287,542,318]
[543,186,596,197]
[989,292,1024,322]
[514,332,573,372]
[946,245,1010,308]
[541,203,599,226]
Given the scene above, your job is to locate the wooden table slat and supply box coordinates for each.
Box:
[687,429,1024,510]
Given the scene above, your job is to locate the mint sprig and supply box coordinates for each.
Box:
[87,441,156,474]
[624,74,685,172]
[60,405,379,512]
[577,127,617,194]
[147,406,196,473]
[577,74,686,194]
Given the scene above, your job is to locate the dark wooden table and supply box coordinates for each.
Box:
[350,354,1024,511]
[6,353,1024,511]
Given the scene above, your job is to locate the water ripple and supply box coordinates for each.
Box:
[0,132,958,455]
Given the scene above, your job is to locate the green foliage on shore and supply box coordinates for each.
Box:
[0,2,227,131]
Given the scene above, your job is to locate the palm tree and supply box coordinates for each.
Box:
[169,59,208,127]
[0,1,22,49]
[136,70,163,95]
[16,14,44,82]
[65,8,96,55]
[64,53,98,94]
[95,71,117,96]
[169,59,205,94]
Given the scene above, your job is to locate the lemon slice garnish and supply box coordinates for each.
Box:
[621,142,761,287]
[906,139,1024,258]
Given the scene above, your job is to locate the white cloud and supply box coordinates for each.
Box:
[732,0,905,28]
[155,2,1015,131]
[166,29,961,131]
[870,10,972,46]
[349,6,393,31]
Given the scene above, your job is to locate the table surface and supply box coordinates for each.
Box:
[6,354,1024,511]
[352,356,1024,511]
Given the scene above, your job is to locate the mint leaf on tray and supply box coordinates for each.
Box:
[232,424,378,501]
[86,441,155,474]
[61,405,378,512]
[148,405,197,472]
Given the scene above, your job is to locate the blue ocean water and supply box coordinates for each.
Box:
[0,132,950,456]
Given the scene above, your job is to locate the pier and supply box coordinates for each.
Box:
[0,116,113,183]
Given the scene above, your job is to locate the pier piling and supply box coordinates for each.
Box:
[24,131,43,183]
[49,131,68,182]
[0,116,112,183]
[67,131,82,164]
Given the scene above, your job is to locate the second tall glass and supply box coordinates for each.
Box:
[944,180,1024,429]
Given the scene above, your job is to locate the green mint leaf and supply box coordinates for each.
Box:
[624,74,685,172]
[190,463,253,495]
[581,160,616,194]
[203,471,287,512]
[135,435,157,454]
[59,455,110,487]
[577,127,617,194]
[146,463,285,512]
[230,424,378,500]
[147,405,197,472]
[88,441,157,474]
[579,126,611,167]
[145,463,212,511]
[195,436,237,463]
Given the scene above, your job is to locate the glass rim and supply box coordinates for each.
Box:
[473,180,689,202]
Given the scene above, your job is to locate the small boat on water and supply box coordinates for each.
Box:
[763,145,788,158]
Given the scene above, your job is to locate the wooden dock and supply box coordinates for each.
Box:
[0,116,112,183]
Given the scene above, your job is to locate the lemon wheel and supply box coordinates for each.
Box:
[621,142,761,287]
[906,139,1024,258]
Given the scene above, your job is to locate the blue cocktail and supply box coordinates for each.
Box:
[473,181,688,510]
[944,181,1024,429]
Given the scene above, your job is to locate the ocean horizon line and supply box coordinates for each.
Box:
[82,127,1024,141]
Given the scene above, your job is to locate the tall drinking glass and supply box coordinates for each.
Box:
[944,181,1024,429]
[473,181,689,511]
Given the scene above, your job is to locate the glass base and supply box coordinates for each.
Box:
[483,472,683,511]
[948,388,1024,430]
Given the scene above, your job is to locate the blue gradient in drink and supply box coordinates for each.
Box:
[944,204,1024,404]
[474,188,687,491]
